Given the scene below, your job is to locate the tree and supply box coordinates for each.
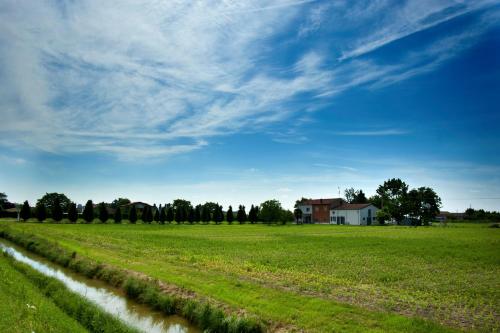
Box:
[201,206,211,223]
[280,209,294,224]
[52,197,63,222]
[0,192,9,210]
[98,202,109,223]
[159,206,166,224]
[154,205,160,223]
[110,198,131,209]
[68,202,78,223]
[369,195,383,208]
[35,202,46,222]
[248,205,257,224]
[376,208,391,225]
[202,202,219,217]
[344,188,358,204]
[237,205,247,224]
[226,206,234,224]
[144,205,153,223]
[20,200,31,221]
[82,200,94,223]
[259,200,282,224]
[129,205,138,224]
[294,208,302,224]
[188,206,195,224]
[353,190,368,204]
[407,187,441,226]
[294,197,311,208]
[376,178,409,224]
[37,193,71,216]
[174,206,185,224]
[166,206,174,223]
[114,206,122,224]
[194,205,201,223]
[214,204,224,225]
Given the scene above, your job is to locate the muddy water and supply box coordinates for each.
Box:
[0,239,200,333]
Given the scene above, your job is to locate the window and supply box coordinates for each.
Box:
[306,207,310,212]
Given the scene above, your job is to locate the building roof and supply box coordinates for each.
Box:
[301,198,344,206]
[333,203,375,210]
[123,201,151,207]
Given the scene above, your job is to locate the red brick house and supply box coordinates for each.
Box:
[297,198,345,223]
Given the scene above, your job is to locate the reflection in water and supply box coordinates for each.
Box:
[0,240,199,333]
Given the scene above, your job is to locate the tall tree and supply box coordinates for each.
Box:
[353,190,368,204]
[259,199,282,224]
[129,205,138,224]
[20,200,31,221]
[201,206,211,224]
[226,206,234,224]
[82,200,94,223]
[114,206,122,224]
[213,204,223,224]
[237,205,247,224]
[407,187,441,226]
[154,204,160,223]
[248,205,257,224]
[98,202,109,223]
[344,188,358,204]
[0,192,8,209]
[376,178,409,224]
[166,206,174,223]
[294,208,302,224]
[188,206,195,224]
[35,202,46,222]
[159,206,166,224]
[37,193,71,216]
[194,205,201,223]
[67,202,78,223]
[52,197,63,222]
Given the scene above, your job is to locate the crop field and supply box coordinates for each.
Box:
[1,221,498,332]
[0,253,87,333]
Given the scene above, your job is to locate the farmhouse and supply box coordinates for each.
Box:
[297,198,345,223]
[330,203,378,225]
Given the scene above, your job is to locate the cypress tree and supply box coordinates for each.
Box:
[166,206,174,223]
[249,205,257,224]
[194,205,201,223]
[52,197,63,222]
[237,205,247,224]
[67,202,78,223]
[201,206,211,224]
[20,200,31,221]
[154,204,160,223]
[174,206,183,224]
[36,203,46,222]
[159,206,166,224]
[147,205,154,223]
[98,202,108,223]
[226,206,234,224]
[114,206,122,224]
[82,200,94,223]
[214,205,223,224]
[129,205,138,224]
[188,206,195,224]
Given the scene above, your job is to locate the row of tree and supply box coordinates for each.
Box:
[15,193,295,224]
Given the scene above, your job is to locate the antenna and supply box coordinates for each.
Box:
[338,186,341,198]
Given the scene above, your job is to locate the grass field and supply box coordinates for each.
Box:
[0,253,87,333]
[1,221,498,332]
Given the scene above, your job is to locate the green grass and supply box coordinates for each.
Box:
[0,253,87,333]
[2,220,499,332]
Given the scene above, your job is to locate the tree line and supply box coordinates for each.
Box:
[9,193,295,225]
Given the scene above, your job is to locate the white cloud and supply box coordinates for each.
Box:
[0,0,497,159]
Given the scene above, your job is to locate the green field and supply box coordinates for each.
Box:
[1,221,499,332]
[0,253,87,333]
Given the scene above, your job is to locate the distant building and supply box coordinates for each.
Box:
[330,203,379,225]
[122,201,151,213]
[297,198,345,223]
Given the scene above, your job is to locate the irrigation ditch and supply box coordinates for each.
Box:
[0,227,265,333]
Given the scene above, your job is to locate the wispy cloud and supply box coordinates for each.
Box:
[0,0,497,159]
[333,129,409,136]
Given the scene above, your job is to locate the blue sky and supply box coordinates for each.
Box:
[1,0,499,211]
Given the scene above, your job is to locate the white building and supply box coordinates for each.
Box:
[330,203,379,225]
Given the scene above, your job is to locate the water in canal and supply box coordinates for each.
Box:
[0,239,200,333]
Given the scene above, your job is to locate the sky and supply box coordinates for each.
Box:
[1,0,500,211]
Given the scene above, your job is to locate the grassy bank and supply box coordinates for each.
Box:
[0,253,88,333]
[1,221,498,332]
[0,226,264,333]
